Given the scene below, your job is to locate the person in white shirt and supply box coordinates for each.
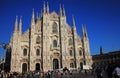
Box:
[113,65,120,78]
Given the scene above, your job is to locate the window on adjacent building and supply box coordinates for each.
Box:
[36,49,40,56]
[70,50,73,56]
[53,40,57,47]
[70,63,74,68]
[69,38,73,45]
[36,36,41,44]
[52,22,57,33]
[79,50,82,56]
[23,48,27,56]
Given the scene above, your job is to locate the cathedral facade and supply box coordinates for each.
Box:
[9,3,92,72]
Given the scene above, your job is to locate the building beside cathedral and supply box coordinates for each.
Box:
[92,47,120,68]
[6,2,92,72]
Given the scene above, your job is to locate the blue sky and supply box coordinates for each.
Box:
[0,0,120,58]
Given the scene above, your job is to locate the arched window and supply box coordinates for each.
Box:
[79,50,82,56]
[36,36,40,44]
[23,48,27,56]
[69,38,73,45]
[53,40,57,47]
[70,50,73,56]
[36,49,40,56]
[52,22,57,33]
[70,63,74,68]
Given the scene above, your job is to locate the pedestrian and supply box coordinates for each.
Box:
[0,72,1,78]
[96,67,103,78]
[47,70,51,78]
[113,64,120,78]
[106,65,113,78]
[57,70,61,78]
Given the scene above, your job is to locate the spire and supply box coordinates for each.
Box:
[62,5,66,16]
[40,10,43,18]
[46,1,49,14]
[82,24,88,38]
[100,46,103,55]
[36,12,39,19]
[36,12,39,23]
[19,16,22,35]
[31,8,35,25]
[59,4,63,16]
[72,15,76,27]
[43,1,46,14]
[84,26,88,37]
[82,24,85,37]
[14,16,18,32]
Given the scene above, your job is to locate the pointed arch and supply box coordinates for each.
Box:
[52,22,57,33]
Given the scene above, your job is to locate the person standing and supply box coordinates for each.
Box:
[0,72,2,78]
[107,65,113,78]
[57,70,61,78]
[113,65,120,78]
[96,67,103,78]
[47,70,51,78]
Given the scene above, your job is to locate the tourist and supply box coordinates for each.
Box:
[107,65,114,78]
[96,67,103,78]
[57,70,61,78]
[46,70,51,78]
[113,64,120,78]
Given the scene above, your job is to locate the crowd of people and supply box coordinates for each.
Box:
[0,63,120,78]
[0,67,76,78]
[0,71,44,78]
[94,63,120,78]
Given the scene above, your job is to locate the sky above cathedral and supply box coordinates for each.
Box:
[0,0,120,58]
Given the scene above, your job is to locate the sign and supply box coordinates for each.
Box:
[83,65,92,70]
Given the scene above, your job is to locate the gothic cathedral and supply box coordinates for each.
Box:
[9,2,92,72]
